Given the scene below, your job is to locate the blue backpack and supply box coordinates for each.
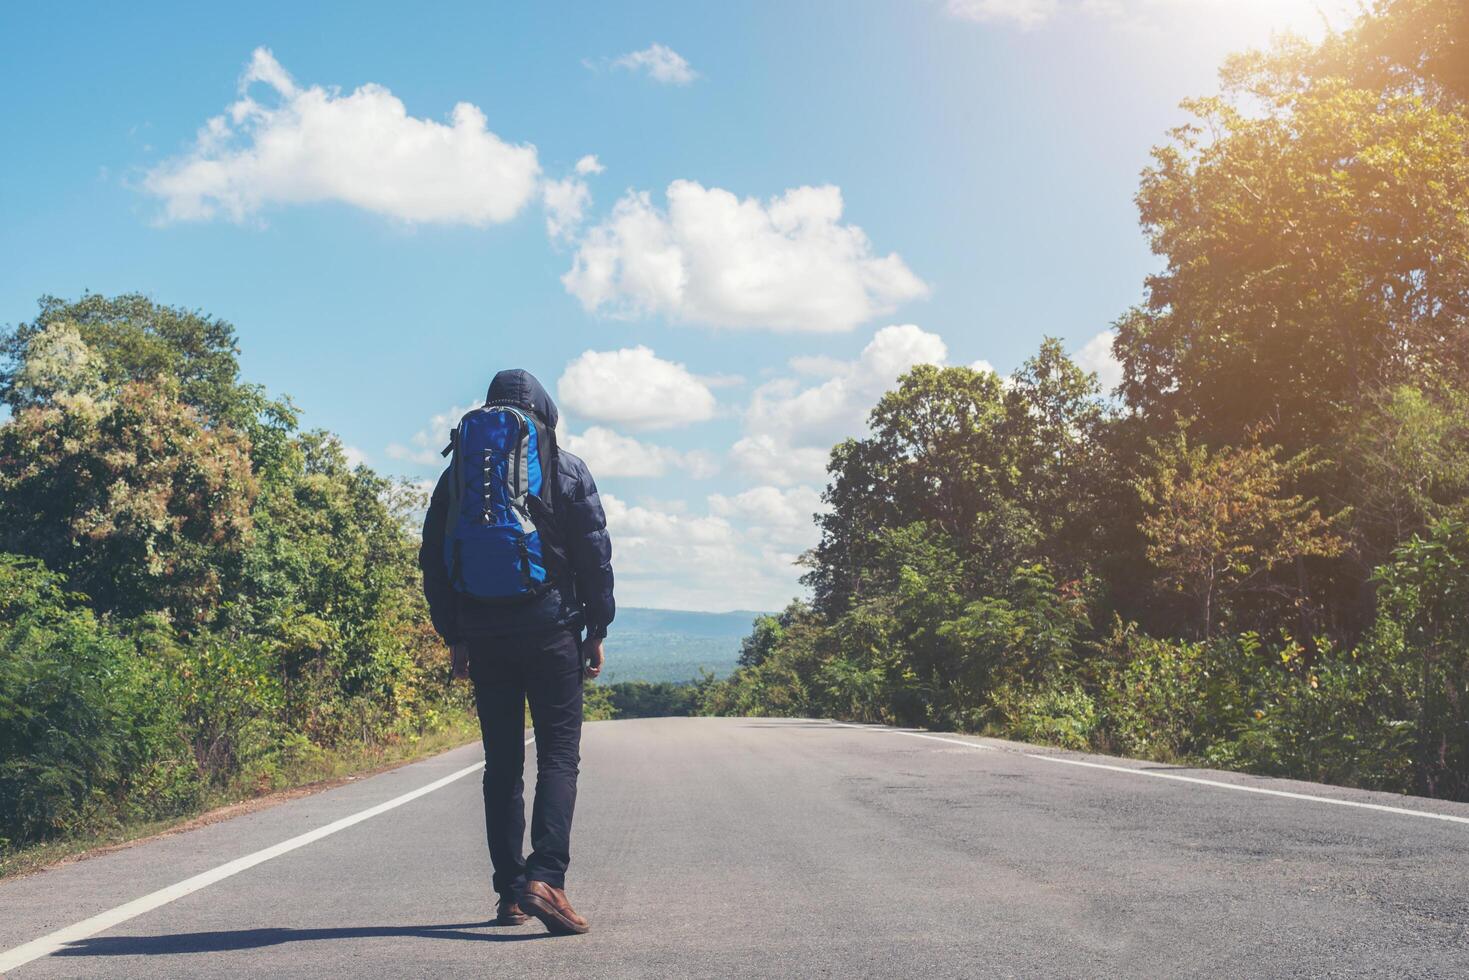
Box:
[440,403,562,602]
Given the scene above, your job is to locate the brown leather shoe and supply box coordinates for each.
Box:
[495,897,528,926]
[519,880,590,935]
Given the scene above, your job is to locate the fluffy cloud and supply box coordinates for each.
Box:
[612,43,699,85]
[746,324,948,449]
[728,434,830,486]
[144,48,540,225]
[1072,329,1122,393]
[603,486,823,610]
[730,324,947,491]
[542,176,592,241]
[563,181,928,332]
[557,346,717,430]
[386,401,479,467]
[709,485,824,539]
[541,155,606,241]
[563,426,718,479]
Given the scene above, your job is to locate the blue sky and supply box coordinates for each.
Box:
[0,0,1355,611]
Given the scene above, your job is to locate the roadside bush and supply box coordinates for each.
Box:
[1216,641,1414,792]
[817,657,894,724]
[990,680,1099,750]
[1368,520,1469,797]
[0,556,200,849]
[582,682,616,722]
[174,634,284,786]
[1095,625,1254,762]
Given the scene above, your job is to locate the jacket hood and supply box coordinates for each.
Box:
[486,369,559,429]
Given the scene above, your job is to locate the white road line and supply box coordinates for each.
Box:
[834,723,1469,827]
[1025,753,1469,826]
[0,737,530,975]
[831,722,994,750]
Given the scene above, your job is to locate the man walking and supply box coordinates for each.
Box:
[420,369,614,936]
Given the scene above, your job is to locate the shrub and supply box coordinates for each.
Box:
[991,681,1099,750]
[1217,641,1414,792]
[0,555,200,849]
[1096,625,1252,762]
[1368,520,1469,797]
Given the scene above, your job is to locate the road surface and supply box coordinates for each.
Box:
[3,717,1468,977]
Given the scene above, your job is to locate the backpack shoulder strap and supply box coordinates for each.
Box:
[441,423,463,586]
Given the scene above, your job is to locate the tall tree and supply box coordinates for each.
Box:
[1116,5,1469,450]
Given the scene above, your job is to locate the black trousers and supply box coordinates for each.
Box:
[469,627,583,895]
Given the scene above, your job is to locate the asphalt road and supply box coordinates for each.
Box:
[3,717,1468,978]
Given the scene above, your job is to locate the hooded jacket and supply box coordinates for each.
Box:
[419,369,615,642]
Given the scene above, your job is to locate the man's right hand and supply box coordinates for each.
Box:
[451,641,470,681]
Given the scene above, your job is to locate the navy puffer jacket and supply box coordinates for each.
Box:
[419,369,616,642]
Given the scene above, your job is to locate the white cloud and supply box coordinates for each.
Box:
[541,156,605,241]
[542,175,592,241]
[602,486,823,611]
[145,47,540,225]
[563,426,718,479]
[563,180,928,332]
[386,401,478,468]
[709,485,823,539]
[557,346,717,430]
[1072,329,1122,392]
[969,358,998,375]
[788,354,851,377]
[342,445,368,468]
[729,434,830,486]
[945,0,1359,36]
[746,324,948,449]
[612,43,699,85]
[946,0,1060,29]
[730,324,947,491]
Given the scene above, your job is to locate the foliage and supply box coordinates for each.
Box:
[1116,55,1469,451]
[1135,425,1345,636]
[0,556,199,850]
[1218,640,1414,791]
[1370,521,1469,797]
[0,380,257,626]
[1093,626,1250,762]
[706,0,1469,801]
[1344,383,1469,553]
[0,295,471,857]
[582,682,617,722]
[604,681,703,718]
[991,682,1098,752]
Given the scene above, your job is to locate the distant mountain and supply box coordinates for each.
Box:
[612,607,766,638]
[601,607,766,684]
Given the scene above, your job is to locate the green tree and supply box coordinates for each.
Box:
[1135,425,1345,636]
[0,380,257,625]
[2,294,300,480]
[1344,383,1469,553]
[1116,41,1469,451]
